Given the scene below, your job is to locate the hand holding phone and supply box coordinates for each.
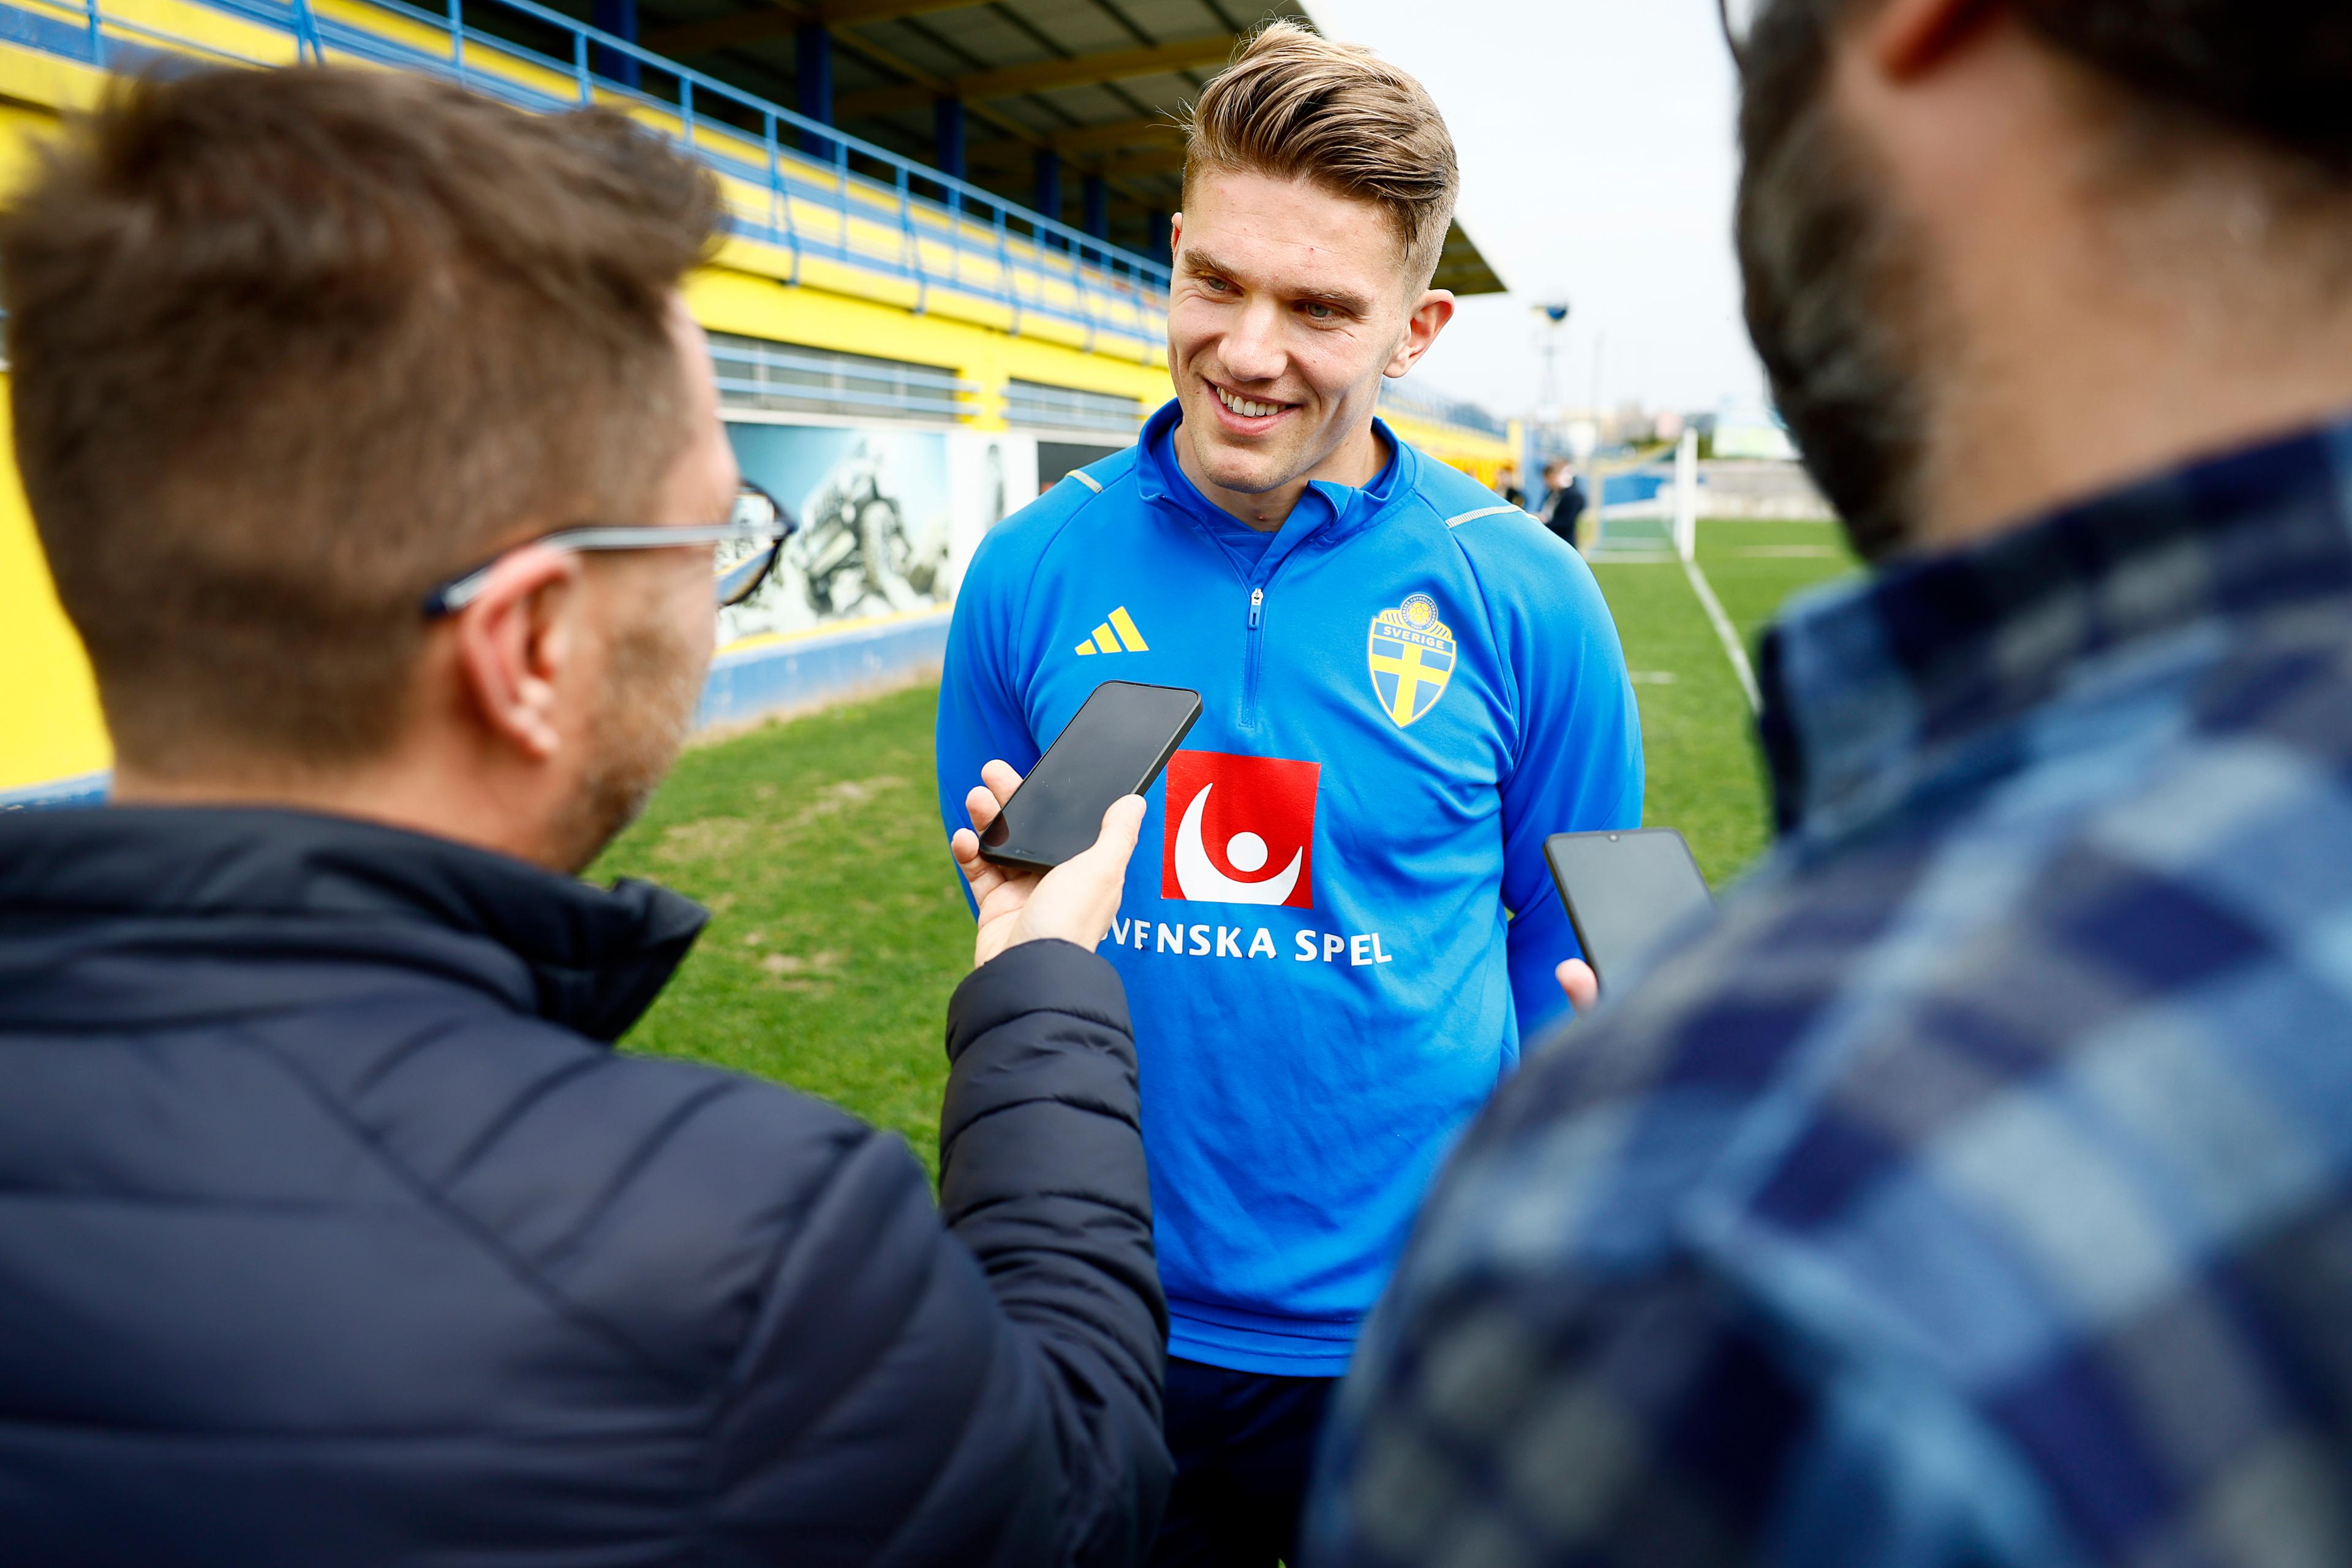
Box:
[952,760,1145,968]
[978,681,1202,872]
[952,681,1200,969]
[1545,828,1715,1004]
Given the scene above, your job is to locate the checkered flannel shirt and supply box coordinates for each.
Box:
[1307,417,2352,1568]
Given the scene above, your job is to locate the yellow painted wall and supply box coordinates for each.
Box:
[0,18,1510,796]
[0,384,111,791]
[685,260,1174,430]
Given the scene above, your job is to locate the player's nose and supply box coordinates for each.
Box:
[1219,297,1287,384]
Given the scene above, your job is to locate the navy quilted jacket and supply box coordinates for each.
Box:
[0,805,1169,1566]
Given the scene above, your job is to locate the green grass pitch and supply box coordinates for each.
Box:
[590,517,1859,1169]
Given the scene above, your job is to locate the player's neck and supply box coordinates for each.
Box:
[1176,417,1388,533]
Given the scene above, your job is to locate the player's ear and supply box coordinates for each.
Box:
[1385,290,1455,379]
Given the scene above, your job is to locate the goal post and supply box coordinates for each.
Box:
[1583,429,1705,560]
[1673,428,1699,562]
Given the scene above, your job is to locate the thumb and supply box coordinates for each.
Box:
[1067,794,1145,880]
[1099,794,1146,851]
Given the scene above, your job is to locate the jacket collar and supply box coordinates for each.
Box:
[1133,397,1412,573]
[0,805,706,1041]
[1758,415,2352,840]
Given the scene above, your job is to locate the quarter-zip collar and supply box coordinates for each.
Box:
[1134,397,1411,582]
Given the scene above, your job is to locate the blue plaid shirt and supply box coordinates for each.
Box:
[1308,417,2352,1568]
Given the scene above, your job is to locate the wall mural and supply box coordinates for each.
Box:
[717,421,1036,650]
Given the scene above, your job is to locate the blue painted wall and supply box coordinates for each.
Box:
[4,613,952,809]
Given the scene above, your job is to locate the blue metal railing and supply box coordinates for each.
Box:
[0,0,1513,440]
[0,0,1174,350]
[1378,379,1509,439]
[1003,379,1145,435]
[709,334,979,420]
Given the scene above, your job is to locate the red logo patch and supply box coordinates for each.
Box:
[1160,750,1319,908]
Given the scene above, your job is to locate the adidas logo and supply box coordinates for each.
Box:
[1074,606,1150,657]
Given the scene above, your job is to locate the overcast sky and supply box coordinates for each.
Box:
[1304,0,1767,420]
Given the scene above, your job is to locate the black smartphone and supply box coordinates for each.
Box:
[1544,828,1715,994]
[978,681,1203,873]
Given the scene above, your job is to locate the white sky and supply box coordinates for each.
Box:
[1303,0,1768,420]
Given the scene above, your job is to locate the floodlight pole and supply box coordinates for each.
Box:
[1532,301,1570,412]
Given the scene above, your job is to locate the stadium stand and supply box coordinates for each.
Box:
[0,0,1517,804]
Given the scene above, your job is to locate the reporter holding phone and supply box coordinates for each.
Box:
[0,70,1169,1566]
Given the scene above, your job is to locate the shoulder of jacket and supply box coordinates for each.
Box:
[1394,451,1572,571]
[1070,444,1141,498]
[542,1048,897,1219]
[476,1044,934,1365]
[329,1019,897,1237]
[1016,446,1142,523]
[1406,453,1543,538]
[1394,457,1609,637]
[966,447,1141,584]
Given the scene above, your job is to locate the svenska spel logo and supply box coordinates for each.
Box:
[1160,750,1319,908]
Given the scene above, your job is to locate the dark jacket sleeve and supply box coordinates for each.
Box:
[936,938,1170,1567]
[701,938,1167,1568]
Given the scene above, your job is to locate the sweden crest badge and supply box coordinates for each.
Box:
[1368,593,1456,727]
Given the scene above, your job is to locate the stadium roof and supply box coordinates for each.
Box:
[625,0,1507,293]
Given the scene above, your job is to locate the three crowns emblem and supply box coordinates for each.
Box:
[1367,593,1455,727]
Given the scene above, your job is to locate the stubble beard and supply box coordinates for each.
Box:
[1736,42,1937,564]
[551,608,705,875]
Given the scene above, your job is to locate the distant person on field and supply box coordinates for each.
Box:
[1541,458,1585,549]
[0,67,1168,1567]
[1314,0,2352,1564]
[935,20,1642,1565]
[1494,462,1526,509]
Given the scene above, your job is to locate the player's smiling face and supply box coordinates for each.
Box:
[1167,170,1447,516]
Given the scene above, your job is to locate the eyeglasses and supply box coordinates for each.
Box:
[1718,0,1760,68]
[421,481,794,617]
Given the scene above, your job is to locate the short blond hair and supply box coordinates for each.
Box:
[1183,21,1459,288]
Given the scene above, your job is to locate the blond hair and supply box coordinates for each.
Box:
[1183,21,1459,288]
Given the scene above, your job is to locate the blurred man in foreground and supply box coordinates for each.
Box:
[0,67,1168,1566]
[1315,0,2352,1562]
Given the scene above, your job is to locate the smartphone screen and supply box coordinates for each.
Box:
[979,681,1203,872]
[1544,828,1715,993]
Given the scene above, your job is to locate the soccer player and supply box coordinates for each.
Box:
[935,22,1643,1562]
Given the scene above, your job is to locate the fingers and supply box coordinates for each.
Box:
[1555,958,1599,1012]
[964,764,1025,840]
[952,824,1003,902]
[963,782,1001,836]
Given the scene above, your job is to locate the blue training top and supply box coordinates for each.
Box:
[936,401,1645,1374]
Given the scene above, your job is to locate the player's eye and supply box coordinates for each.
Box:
[1302,302,1336,321]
